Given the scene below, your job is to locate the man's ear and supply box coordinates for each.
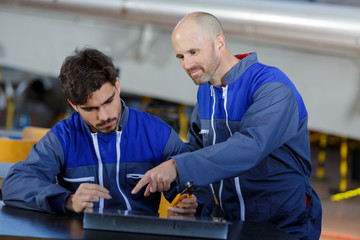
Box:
[216,34,226,51]
[115,77,121,93]
[67,99,78,112]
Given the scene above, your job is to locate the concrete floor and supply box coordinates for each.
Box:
[310,141,360,240]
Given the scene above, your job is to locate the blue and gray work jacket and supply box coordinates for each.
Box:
[2,100,188,213]
[173,53,322,240]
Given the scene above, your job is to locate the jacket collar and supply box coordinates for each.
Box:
[224,52,258,85]
[118,98,128,131]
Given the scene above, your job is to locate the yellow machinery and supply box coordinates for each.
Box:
[0,126,49,188]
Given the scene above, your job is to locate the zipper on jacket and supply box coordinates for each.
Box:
[116,131,132,211]
[210,86,216,145]
[219,180,224,211]
[222,86,232,135]
[210,86,222,212]
[218,86,230,213]
[63,176,95,182]
[221,86,246,221]
[126,174,144,179]
[92,133,105,210]
[224,86,245,221]
[235,176,245,221]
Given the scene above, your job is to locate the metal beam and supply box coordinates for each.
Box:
[1,0,360,53]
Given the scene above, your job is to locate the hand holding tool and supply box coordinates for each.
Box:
[170,181,194,207]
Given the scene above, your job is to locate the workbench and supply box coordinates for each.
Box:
[0,201,297,240]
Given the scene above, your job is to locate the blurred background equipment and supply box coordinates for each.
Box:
[1,0,360,138]
[12,77,68,129]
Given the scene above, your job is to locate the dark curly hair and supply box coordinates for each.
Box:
[59,48,118,105]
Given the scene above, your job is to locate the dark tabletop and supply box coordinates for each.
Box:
[0,201,297,240]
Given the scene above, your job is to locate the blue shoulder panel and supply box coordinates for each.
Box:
[197,61,307,124]
[120,108,171,163]
[247,63,307,123]
[51,112,99,168]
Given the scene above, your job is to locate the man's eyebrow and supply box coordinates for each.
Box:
[79,92,116,110]
[103,92,115,103]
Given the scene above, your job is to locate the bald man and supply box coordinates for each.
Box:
[133,12,322,240]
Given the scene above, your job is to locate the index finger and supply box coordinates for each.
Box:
[131,175,150,194]
[81,183,109,194]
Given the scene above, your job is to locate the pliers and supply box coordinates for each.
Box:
[170,181,195,207]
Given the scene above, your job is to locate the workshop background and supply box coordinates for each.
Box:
[0,0,360,239]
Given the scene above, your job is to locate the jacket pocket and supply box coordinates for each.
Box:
[305,190,322,240]
[63,176,95,182]
[126,174,144,180]
[125,172,160,212]
[125,173,146,194]
[61,176,96,192]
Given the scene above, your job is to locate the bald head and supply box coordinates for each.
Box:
[171,12,237,87]
[172,12,224,41]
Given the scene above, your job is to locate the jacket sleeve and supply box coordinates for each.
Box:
[162,128,189,161]
[173,82,301,186]
[162,128,213,216]
[2,131,71,213]
[161,128,188,198]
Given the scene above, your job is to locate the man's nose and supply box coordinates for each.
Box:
[183,57,194,70]
[98,107,109,121]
